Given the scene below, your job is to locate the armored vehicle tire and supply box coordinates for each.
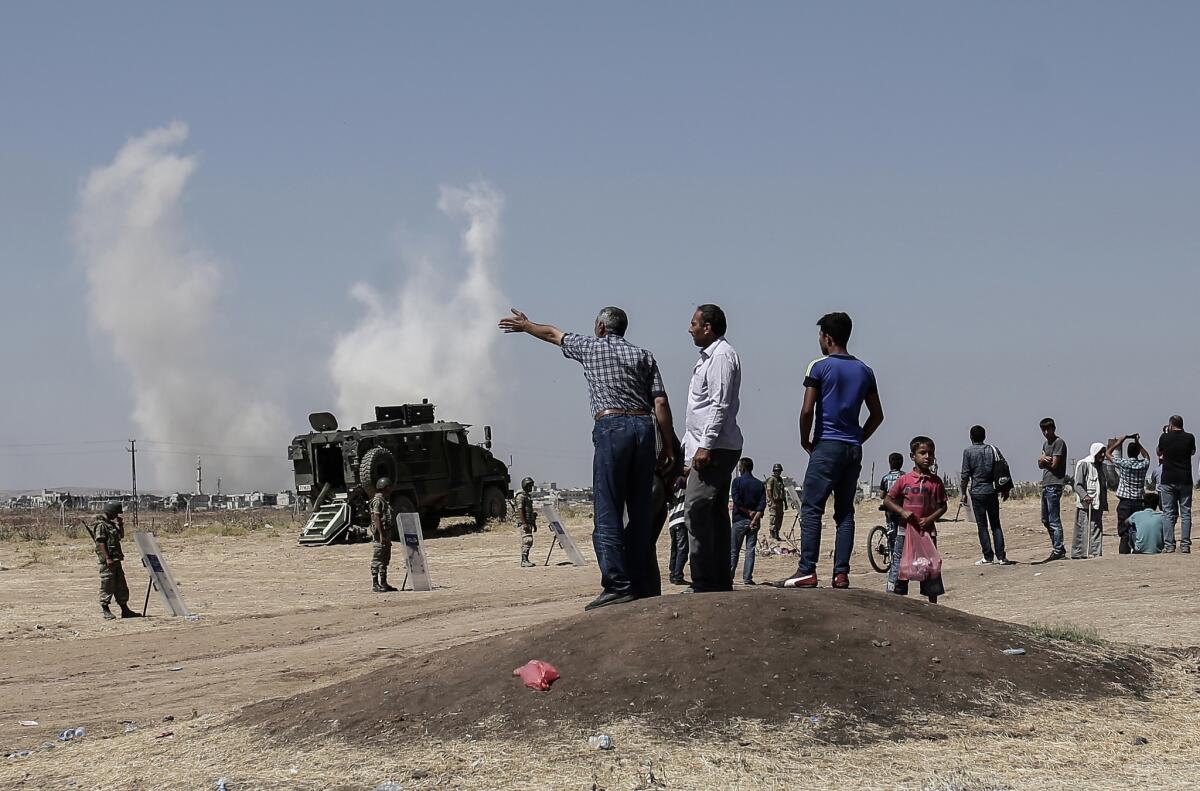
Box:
[360,447,397,495]
[388,494,439,532]
[390,493,417,516]
[476,485,507,526]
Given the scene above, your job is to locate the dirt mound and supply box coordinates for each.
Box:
[242,589,1147,742]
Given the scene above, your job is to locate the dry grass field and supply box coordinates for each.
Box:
[1,498,1198,790]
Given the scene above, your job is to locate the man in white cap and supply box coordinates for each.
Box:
[1071,443,1109,558]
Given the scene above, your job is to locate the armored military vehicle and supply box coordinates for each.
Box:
[290,401,511,545]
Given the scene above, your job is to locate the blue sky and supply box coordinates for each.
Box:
[2,2,1198,491]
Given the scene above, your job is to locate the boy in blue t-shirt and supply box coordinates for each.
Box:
[1130,491,1165,555]
[776,312,885,590]
[879,452,905,580]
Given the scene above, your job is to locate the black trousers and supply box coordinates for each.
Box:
[684,448,741,592]
[1116,496,1143,555]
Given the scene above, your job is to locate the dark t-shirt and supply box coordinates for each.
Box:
[1158,430,1196,486]
[1041,437,1067,486]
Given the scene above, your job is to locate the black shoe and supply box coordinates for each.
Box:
[119,606,142,618]
[668,577,688,586]
[101,605,115,621]
[584,591,637,611]
[378,571,399,592]
[1182,546,1192,555]
[371,573,385,593]
[1039,551,1066,564]
[743,579,757,586]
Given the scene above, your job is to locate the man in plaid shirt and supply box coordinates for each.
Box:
[1105,434,1151,554]
[500,306,676,611]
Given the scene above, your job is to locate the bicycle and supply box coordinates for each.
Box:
[867,523,893,574]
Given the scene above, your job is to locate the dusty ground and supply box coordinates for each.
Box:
[1,498,1199,789]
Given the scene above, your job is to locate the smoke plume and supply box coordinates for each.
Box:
[329,182,508,429]
[75,122,284,491]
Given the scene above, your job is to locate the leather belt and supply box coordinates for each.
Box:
[594,408,650,421]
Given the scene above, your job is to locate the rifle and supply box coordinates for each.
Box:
[78,517,97,541]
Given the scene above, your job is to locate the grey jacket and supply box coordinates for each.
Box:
[961,443,996,496]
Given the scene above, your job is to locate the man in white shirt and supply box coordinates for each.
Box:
[683,304,744,593]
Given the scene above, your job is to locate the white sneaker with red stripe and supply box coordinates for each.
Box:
[775,571,818,588]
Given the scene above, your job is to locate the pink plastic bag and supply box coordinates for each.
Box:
[512,659,560,691]
[899,527,942,581]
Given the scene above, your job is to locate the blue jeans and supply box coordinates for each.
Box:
[591,414,656,596]
[970,493,1005,561]
[1160,483,1193,550]
[668,520,689,581]
[1040,485,1065,555]
[730,517,758,583]
[798,440,863,576]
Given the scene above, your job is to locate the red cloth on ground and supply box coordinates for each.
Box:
[513,659,560,691]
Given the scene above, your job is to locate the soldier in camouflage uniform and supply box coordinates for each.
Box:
[765,464,787,541]
[370,478,399,592]
[515,476,537,567]
[93,502,141,620]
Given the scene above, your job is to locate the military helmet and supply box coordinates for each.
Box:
[772,464,783,473]
[521,476,534,490]
[103,501,123,519]
[376,477,393,491]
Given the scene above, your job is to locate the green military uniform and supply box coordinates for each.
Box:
[514,490,537,566]
[765,471,787,540]
[94,515,130,609]
[370,492,398,577]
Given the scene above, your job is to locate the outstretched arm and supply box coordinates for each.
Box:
[498,309,565,346]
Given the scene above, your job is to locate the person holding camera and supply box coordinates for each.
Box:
[1157,416,1196,554]
[1105,434,1151,554]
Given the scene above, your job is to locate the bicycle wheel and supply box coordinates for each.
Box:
[867,525,891,574]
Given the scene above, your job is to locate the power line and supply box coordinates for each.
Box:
[140,439,281,453]
[139,449,280,460]
[0,439,126,449]
[0,440,282,459]
[0,448,128,458]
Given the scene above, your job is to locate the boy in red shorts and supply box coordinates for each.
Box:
[882,435,947,603]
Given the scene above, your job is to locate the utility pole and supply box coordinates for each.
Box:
[127,439,139,530]
[195,456,203,496]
